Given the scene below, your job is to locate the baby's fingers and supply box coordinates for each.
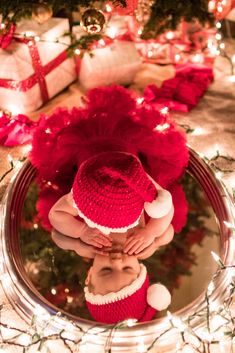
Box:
[95,234,112,247]
[125,241,143,255]
[124,238,140,254]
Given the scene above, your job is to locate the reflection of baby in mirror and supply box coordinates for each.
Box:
[52,226,173,323]
[49,151,174,323]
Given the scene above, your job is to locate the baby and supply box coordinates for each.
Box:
[49,151,174,323]
[49,151,174,256]
[52,224,173,324]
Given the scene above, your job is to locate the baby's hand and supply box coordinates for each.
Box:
[124,229,155,255]
[80,226,112,248]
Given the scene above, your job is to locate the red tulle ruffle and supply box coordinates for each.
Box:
[30,85,189,232]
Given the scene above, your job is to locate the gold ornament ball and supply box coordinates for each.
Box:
[32,3,53,24]
[81,9,105,34]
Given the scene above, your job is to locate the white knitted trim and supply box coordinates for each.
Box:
[84,264,147,305]
[71,189,142,235]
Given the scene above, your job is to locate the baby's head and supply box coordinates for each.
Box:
[72,151,172,235]
[84,251,171,324]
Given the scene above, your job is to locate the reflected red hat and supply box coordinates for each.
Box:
[72,152,172,234]
[84,264,171,324]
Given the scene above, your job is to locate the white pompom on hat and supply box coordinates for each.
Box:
[144,189,172,218]
[147,283,171,311]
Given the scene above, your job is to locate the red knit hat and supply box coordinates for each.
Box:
[84,264,171,324]
[72,152,172,234]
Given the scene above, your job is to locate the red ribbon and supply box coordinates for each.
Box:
[0,37,68,103]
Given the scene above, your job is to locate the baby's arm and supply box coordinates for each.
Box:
[49,193,112,248]
[124,205,174,255]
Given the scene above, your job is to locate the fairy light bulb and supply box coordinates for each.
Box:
[126,318,137,327]
[74,48,81,55]
[105,4,112,12]
[166,31,174,40]
[175,54,181,62]
[106,26,118,38]
[211,251,225,268]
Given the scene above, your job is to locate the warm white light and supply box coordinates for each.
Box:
[33,223,38,229]
[147,50,153,58]
[160,107,169,115]
[24,31,35,37]
[34,304,51,320]
[45,128,51,134]
[167,310,173,321]
[155,123,170,132]
[224,221,235,229]
[192,53,204,63]
[7,105,21,115]
[17,334,31,346]
[136,97,144,104]
[51,288,57,295]
[215,171,223,179]
[7,154,13,164]
[106,26,118,38]
[75,48,81,55]
[166,31,174,40]
[98,39,106,46]
[208,0,216,11]
[105,4,112,12]
[137,28,143,35]
[126,319,137,327]
[191,127,206,136]
[207,281,215,295]
[175,54,181,62]
[215,33,222,40]
[232,54,235,63]
[211,251,223,264]
[228,75,235,83]
[219,42,225,49]
[34,35,40,42]
[217,5,223,12]
[216,22,222,29]
[0,23,6,29]
[20,143,32,155]
[67,296,73,303]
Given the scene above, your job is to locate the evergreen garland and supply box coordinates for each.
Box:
[0,0,214,39]
[142,0,214,38]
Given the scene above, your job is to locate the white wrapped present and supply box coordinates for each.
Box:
[78,40,142,90]
[0,18,76,113]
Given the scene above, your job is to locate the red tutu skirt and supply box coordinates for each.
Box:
[30,85,189,232]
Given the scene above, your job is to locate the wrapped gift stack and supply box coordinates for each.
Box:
[0,18,76,113]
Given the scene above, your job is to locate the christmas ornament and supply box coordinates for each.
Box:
[81,9,105,34]
[32,3,53,24]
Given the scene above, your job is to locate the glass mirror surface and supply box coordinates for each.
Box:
[19,172,220,321]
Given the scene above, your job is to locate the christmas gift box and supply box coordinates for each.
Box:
[73,26,142,90]
[0,18,76,113]
[78,40,142,90]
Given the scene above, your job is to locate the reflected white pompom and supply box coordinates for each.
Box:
[147,284,171,311]
[144,189,172,218]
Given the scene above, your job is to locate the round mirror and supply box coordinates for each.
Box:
[0,148,234,351]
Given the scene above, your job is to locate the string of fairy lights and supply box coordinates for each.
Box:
[0,1,235,351]
[0,117,235,353]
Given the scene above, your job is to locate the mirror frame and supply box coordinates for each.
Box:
[0,148,234,352]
